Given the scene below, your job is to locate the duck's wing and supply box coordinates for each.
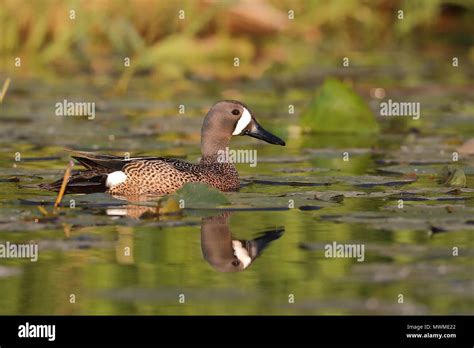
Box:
[68,149,167,173]
[122,158,203,177]
[71,151,199,174]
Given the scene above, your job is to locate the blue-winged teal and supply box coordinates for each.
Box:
[42,100,285,196]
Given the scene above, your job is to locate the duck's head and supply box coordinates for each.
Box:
[201,100,285,157]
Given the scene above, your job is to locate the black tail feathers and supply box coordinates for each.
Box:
[40,170,107,194]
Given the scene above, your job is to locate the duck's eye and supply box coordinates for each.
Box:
[232,109,240,116]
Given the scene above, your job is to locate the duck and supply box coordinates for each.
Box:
[41,100,285,196]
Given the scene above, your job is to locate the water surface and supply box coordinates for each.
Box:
[0,71,473,315]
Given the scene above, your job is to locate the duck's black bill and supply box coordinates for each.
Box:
[245,121,286,146]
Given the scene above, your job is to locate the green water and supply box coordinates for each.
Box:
[0,72,473,315]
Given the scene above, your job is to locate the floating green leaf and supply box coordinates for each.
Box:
[300,78,379,134]
[174,183,229,208]
[438,165,467,188]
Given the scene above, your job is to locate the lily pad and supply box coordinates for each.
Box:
[300,78,379,134]
[226,192,321,209]
[174,183,229,208]
[438,165,467,188]
[273,167,333,174]
[243,176,334,187]
[377,164,474,176]
[321,208,474,232]
[342,175,416,187]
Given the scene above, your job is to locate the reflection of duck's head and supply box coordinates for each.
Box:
[201,213,284,273]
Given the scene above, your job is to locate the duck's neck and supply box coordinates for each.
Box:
[200,132,240,191]
[200,131,232,164]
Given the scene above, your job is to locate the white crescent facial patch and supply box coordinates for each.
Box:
[232,108,252,135]
[232,240,252,269]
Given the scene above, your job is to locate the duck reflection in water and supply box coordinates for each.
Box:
[201,212,284,272]
[106,206,283,271]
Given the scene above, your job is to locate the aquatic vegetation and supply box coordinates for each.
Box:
[175,182,229,208]
[1,0,472,86]
[438,165,467,187]
[300,78,379,134]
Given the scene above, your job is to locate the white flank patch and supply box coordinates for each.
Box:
[232,108,252,135]
[232,240,252,268]
[105,171,127,188]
